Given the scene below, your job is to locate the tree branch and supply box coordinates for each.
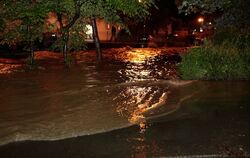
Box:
[64,0,81,30]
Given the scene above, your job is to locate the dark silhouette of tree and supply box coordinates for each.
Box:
[1,0,51,65]
[1,0,154,64]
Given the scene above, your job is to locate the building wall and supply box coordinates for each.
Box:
[96,19,112,41]
[46,14,115,41]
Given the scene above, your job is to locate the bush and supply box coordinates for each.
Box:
[178,40,250,80]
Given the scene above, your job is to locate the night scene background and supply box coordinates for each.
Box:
[0,0,249,157]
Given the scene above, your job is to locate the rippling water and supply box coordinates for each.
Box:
[0,48,189,146]
[0,48,249,157]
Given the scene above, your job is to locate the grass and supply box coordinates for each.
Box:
[178,41,250,80]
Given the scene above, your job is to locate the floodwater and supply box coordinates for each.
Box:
[0,48,250,157]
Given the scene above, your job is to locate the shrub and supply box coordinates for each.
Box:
[178,40,250,80]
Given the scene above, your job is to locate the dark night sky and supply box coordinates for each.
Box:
[147,0,178,33]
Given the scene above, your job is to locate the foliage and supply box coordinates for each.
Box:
[178,41,250,80]
[0,0,154,63]
[79,0,153,22]
[178,0,231,15]
[177,0,250,80]
[49,0,153,32]
[0,0,153,45]
[215,0,250,29]
[177,0,250,30]
[48,0,153,47]
[51,18,88,52]
[67,19,88,51]
[0,0,51,45]
[212,28,250,48]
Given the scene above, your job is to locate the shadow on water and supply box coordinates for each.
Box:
[0,48,250,157]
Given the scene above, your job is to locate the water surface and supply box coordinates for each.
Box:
[0,48,249,157]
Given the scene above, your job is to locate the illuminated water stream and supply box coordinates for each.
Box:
[0,48,249,157]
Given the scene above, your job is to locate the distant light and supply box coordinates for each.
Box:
[174,34,178,37]
[138,0,142,3]
[107,24,110,30]
[86,24,93,36]
[198,17,204,23]
[208,22,212,25]
[51,34,56,37]
[200,28,204,32]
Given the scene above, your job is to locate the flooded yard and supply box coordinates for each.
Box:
[0,47,249,157]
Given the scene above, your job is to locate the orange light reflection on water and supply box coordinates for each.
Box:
[115,86,168,125]
[121,48,160,64]
[0,63,23,74]
[119,65,152,82]
[117,48,162,82]
[115,85,167,156]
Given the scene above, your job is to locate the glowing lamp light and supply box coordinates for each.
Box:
[118,26,121,31]
[198,17,204,23]
[107,24,110,30]
[86,24,93,35]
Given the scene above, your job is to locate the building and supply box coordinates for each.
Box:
[45,13,117,42]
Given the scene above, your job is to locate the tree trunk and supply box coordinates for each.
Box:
[91,17,102,62]
[29,40,34,65]
[62,29,69,64]
[57,0,81,65]
[27,25,34,65]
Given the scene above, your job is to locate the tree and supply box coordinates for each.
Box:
[1,0,154,64]
[177,0,249,29]
[45,0,153,63]
[49,0,85,64]
[1,0,51,65]
[177,0,250,80]
[177,0,250,45]
[79,0,154,62]
[177,0,231,15]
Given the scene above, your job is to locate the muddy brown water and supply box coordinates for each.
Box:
[0,48,249,157]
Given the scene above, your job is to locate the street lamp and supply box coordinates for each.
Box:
[198,17,204,24]
[197,17,204,33]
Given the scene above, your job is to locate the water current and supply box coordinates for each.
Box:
[0,48,249,157]
[0,48,185,145]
